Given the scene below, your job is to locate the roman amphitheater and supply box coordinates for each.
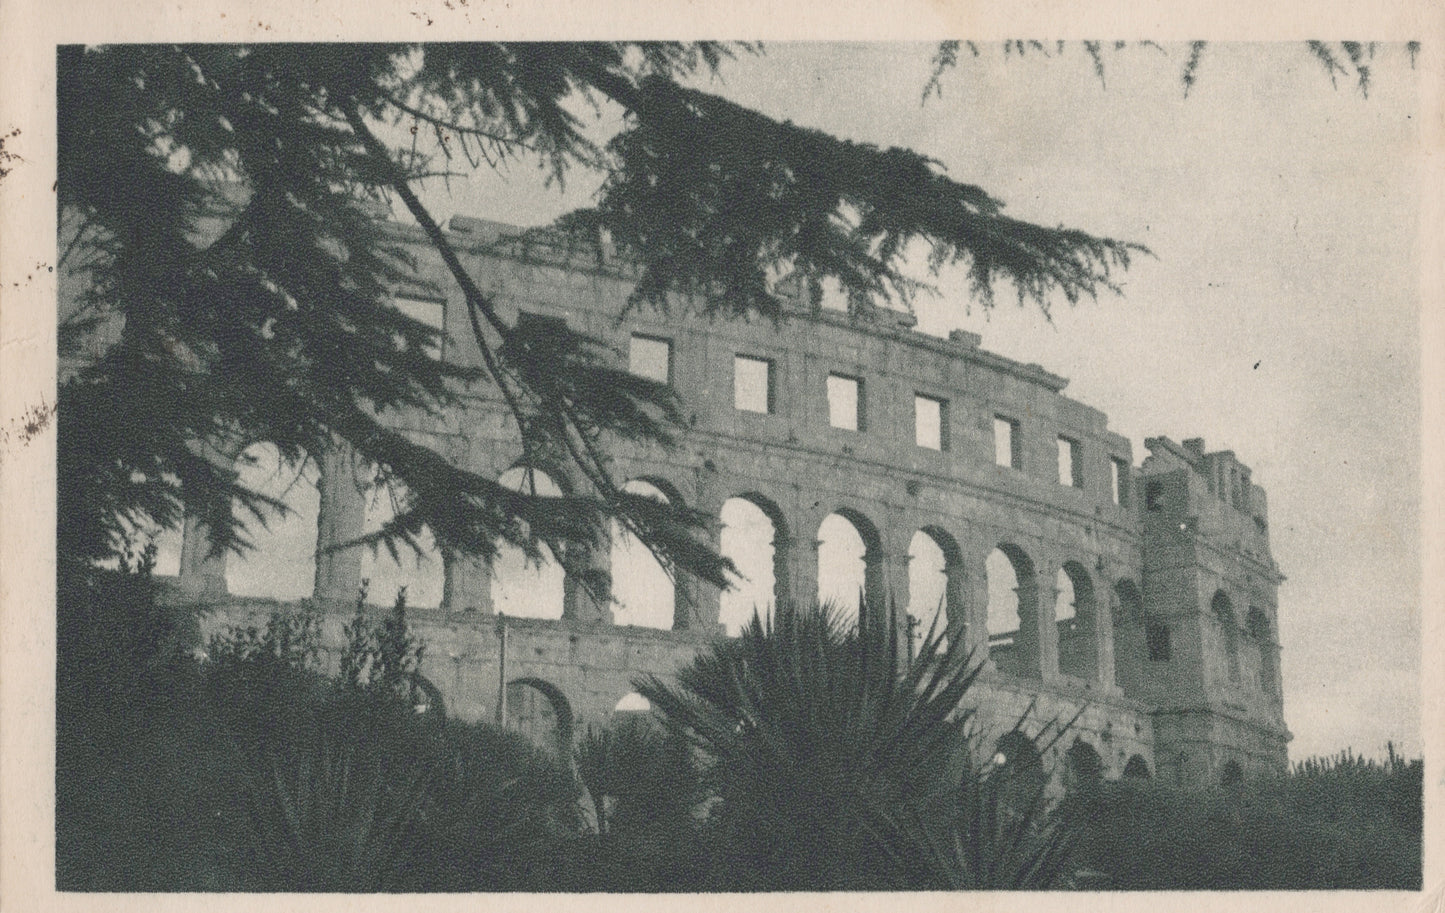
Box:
[144,216,1289,789]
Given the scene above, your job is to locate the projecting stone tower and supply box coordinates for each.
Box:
[1129,437,1289,784]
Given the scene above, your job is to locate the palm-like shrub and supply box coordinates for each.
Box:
[566,718,714,890]
[575,717,702,837]
[636,599,1079,890]
[233,699,436,891]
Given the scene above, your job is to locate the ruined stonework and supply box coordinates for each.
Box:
[143,216,1288,788]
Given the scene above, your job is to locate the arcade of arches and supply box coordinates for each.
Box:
[171,440,1166,691]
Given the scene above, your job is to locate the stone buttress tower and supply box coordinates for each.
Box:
[1135,437,1289,784]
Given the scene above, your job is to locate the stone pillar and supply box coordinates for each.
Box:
[313,442,366,608]
[1264,642,1283,711]
[882,548,913,662]
[771,526,793,609]
[1094,570,1118,690]
[563,536,613,625]
[782,533,818,611]
[962,549,992,664]
[442,549,492,614]
[942,558,971,649]
[867,546,901,618]
[673,571,722,632]
[673,516,722,631]
[1004,568,1045,681]
[177,512,227,599]
[1032,569,1061,683]
[880,549,911,618]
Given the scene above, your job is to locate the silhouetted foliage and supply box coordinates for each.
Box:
[924,40,1421,100]
[1062,749,1424,890]
[637,600,1080,890]
[57,42,1137,596]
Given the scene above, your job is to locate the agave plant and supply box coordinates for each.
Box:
[635,599,1079,890]
[234,701,437,891]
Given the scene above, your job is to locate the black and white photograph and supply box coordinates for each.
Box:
[1,4,1439,907]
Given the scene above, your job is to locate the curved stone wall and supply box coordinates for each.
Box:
[172,216,1288,786]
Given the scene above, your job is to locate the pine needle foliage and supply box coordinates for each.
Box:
[925,40,1419,100]
[58,43,1139,595]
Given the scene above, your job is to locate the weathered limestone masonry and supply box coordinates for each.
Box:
[164,216,1288,787]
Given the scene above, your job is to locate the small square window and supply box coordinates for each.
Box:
[994,417,1021,469]
[629,334,672,385]
[1145,480,1165,512]
[1057,436,1083,488]
[827,374,862,431]
[734,355,773,414]
[1146,620,1172,662]
[914,395,946,451]
[1111,458,1129,506]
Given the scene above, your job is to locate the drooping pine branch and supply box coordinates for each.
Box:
[343,102,733,595]
[576,78,1142,319]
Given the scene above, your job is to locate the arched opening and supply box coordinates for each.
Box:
[226,442,320,601]
[504,677,574,758]
[1066,739,1104,790]
[1246,606,1277,697]
[109,507,183,580]
[817,510,883,625]
[1112,579,1146,695]
[993,731,1048,806]
[490,466,566,619]
[986,545,1040,679]
[610,479,677,629]
[1122,754,1151,779]
[613,691,652,718]
[719,495,785,636]
[907,527,963,653]
[1220,759,1244,786]
[1056,561,1099,682]
[1212,590,1240,685]
[359,472,445,609]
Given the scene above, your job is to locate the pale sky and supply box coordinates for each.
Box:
[425,42,1422,761]
[203,43,1425,762]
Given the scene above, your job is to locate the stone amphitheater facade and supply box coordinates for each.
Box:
[147,215,1289,789]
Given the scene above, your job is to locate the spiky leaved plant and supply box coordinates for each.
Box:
[574,717,700,838]
[636,599,1080,891]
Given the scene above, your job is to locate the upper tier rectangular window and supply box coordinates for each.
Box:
[915,394,946,450]
[1145,480,1164,511]
[994,416,1021,469]
[827,374,862,431]
[1147,620,1173,662]
[1058,436,1083,488]
[1111,458,1129,506]
[629,334,672,385]
[734,355,773,414]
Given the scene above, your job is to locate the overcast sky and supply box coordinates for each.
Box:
[406,42,1423,761]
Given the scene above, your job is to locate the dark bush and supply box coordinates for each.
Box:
[1064,759,1423,890]
[58,569,581,891]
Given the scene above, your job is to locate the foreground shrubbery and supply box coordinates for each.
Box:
[57,557,1074,892]
[1063,749,1423,890]
[57,560,1423,891]
[58,565,580,891]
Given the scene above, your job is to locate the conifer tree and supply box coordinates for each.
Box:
[57,43,1140,590]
